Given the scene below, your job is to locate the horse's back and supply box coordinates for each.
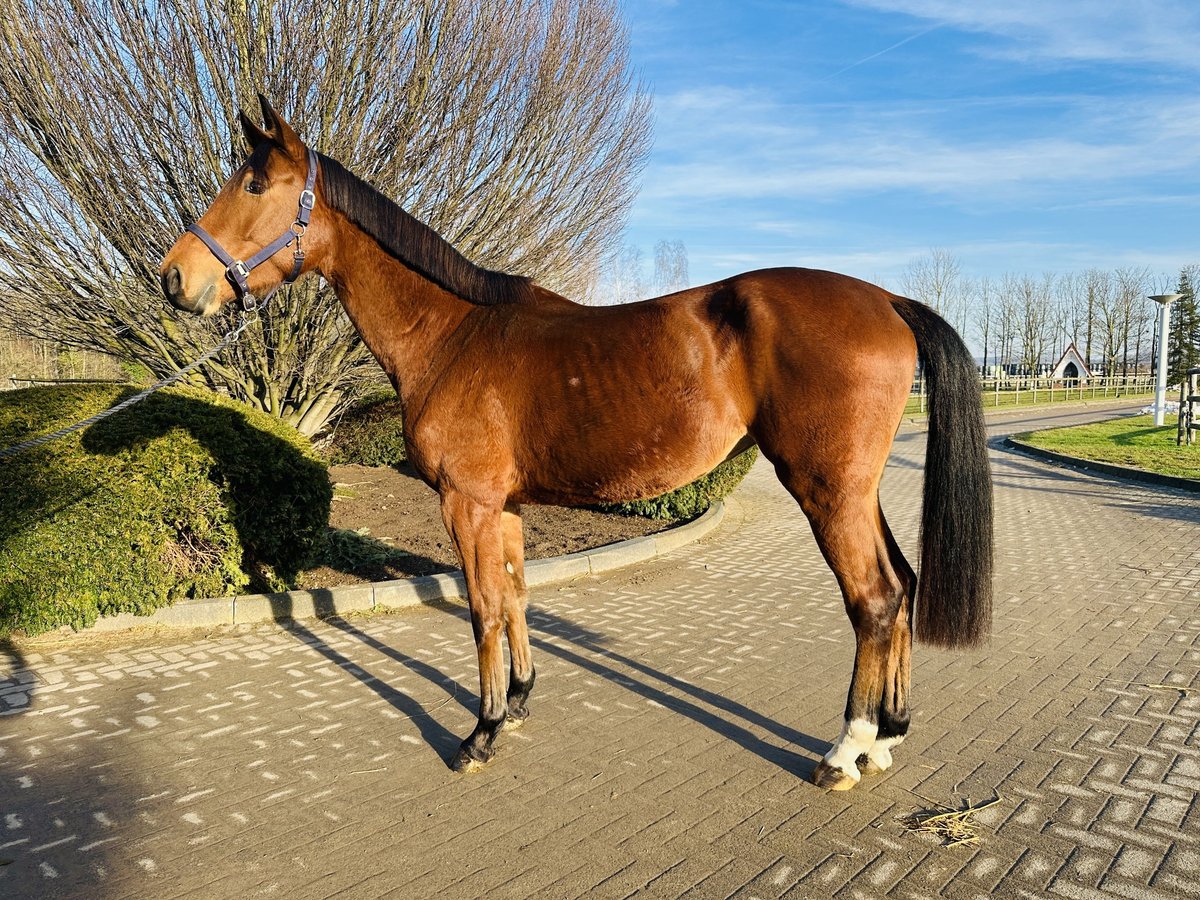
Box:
[413,267,918,505]
[706,267,916,360]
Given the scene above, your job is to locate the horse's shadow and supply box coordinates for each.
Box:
[261,586,828,777]
[523,604,829,777]
[268,591,472,762]
[331,595,826,775]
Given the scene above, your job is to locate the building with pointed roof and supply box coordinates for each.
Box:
[1049,344,1092,382]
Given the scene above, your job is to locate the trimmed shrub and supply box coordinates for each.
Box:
[597,447,759,520]
[324,390,406,466]
[0,385,331,636]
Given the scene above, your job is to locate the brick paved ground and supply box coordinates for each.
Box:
[2,404,1198,899]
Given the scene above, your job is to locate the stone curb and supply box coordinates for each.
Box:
[1004,437,1200,494]
[85,501,726,634]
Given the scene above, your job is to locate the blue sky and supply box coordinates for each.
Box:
[620,0,1199,291]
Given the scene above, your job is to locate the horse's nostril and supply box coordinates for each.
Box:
[163,266,182,299]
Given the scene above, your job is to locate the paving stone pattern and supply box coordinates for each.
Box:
[1,406,1198,899]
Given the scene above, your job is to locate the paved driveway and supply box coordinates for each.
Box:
[2,403,1197,898]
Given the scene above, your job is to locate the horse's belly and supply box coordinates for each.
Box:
[516,424,748,507]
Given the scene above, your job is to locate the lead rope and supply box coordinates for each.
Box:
[0,309,256,461]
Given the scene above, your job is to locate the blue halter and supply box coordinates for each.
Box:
[186,146,318,311]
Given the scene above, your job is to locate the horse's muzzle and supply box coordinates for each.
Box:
[162,266,217,315]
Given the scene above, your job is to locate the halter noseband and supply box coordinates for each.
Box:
[186,146,318,312]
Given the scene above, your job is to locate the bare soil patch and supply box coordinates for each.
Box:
[298,463,674,588]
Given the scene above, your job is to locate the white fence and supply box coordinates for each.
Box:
[909,374,1157,413]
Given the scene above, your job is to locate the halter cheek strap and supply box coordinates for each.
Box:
[186,146,318,311]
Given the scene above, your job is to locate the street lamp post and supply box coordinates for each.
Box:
[1148,293,1183,427]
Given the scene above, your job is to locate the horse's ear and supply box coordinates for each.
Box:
[257,93,305,160]
[258,93,283,135]
[239,108,273,150]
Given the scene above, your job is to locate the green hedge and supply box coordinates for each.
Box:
[0,385,331,636]
[324,390,406,466]
[596,446,758,520]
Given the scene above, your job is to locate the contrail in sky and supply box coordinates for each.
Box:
[819,24,943,82]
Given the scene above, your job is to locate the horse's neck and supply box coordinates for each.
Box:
[323,222,472,407]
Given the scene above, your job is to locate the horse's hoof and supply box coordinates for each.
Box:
[857,744,893,775]
[812,759,860,791]
[450,745,494,773]
[504,708,530,731]
[856,753,884,776]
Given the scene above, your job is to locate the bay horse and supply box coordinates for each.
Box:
[161,97,992,791]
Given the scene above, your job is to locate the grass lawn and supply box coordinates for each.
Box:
[1017,414,1200,481]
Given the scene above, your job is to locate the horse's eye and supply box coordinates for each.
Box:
[245,179,266,195]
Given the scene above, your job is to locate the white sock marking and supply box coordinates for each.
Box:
[823,718,877,779]
[865,733,905,771]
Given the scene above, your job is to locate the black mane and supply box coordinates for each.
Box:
[317,153,535,306]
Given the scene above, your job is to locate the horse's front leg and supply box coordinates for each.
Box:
[441,492,511,772]
[500,504,535,727]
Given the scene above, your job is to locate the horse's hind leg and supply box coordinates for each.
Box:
[860,512,916,775]
[787,483,909,791]
[500,504,535,727]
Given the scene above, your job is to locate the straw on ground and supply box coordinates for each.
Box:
[901,795,1001,848]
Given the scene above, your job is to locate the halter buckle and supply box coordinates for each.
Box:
[299,189,316,211]
[241,292,259,313]
[228,260,250,283]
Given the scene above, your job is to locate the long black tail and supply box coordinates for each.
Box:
[891,297,993,649]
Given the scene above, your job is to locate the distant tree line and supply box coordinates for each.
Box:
[900,250,1198,381]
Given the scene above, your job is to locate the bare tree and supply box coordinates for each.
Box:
[1082,268,1115,371]
[902,248,962,328]
[1046,275,1070,356]
[1089,270,1125,376]
[596,241,646,305]
[1131,305,1152,373]
[971,276,996,374]
[1113,267,1151,376]
[653,239,689,295]
[0,0,651,434]
[1054,272,1089,357]
[996,274,1022,374]
[1014,274,1054,376]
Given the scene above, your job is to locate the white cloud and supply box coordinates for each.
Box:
[625,2,1200,286]
[841,0,1200,68]
[640,89,1200,208]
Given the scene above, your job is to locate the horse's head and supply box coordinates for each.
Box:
[160,96,320,316]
